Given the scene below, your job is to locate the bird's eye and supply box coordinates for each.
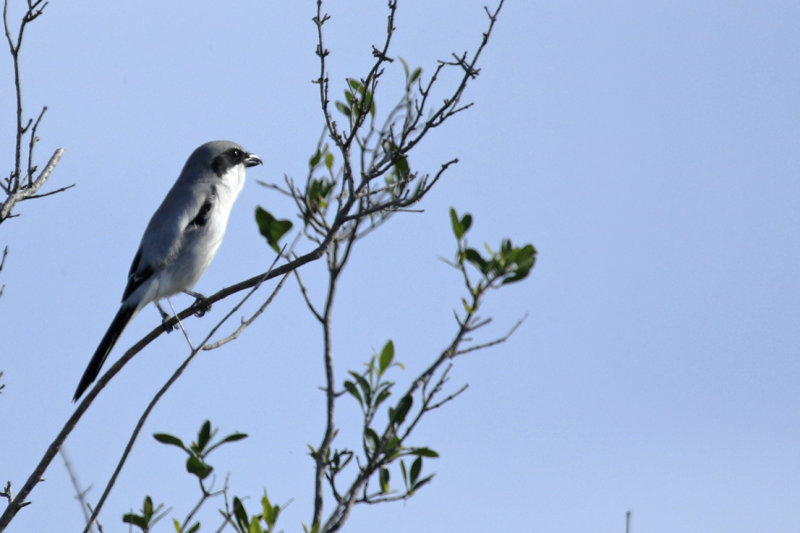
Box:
[230,148,242,160]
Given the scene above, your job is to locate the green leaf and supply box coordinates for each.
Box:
[378,340,394,375]
[460,213,472,235]
[262,490,280,525]
[364,427,380,451]
[219,432,249,445]
[349,370,372,406]
[410,447,439,458]
[186,522,200,533]
[343,380,363,406]
[309,149,322,169]
[385,436,402,458]
[305,178,333,223]
[394,156,409,179]
[379,467,390,493]
[306,444,319,459]
[374,385,392,409]
[186,454,213,480]
[233,497,249,532]
[335,101,351,116]
[449,208,463,239]
[348,78,363,92]
[410,456,422,485]
[496,242,537,284]
[410,67,422,84]
[324,152,334,171]
[261,491,273,523]
[249,516,264,533]
[400,459,408,489]
[502,268,531,285]
[153,433,186,450]
[123,513,147,530]
[196,420,212,452]
[464,248,488,273]
[399,56,410,79]
[303,522,322,533]
[255,206,293,253]
[143,495,153,518]
[389,394,413,426]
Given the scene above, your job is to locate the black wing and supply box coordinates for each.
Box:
[122,246,154,301]
[187,187,216,229]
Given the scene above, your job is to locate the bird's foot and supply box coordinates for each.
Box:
[183,290,212,317]
[156,302,179,333]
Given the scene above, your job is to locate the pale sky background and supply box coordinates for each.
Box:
[2,1,799,532]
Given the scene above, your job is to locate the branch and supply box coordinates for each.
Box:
[201,271,290,350]
[0,244,7,298]
[59,447,97,533]
[181,474,229,532]
[321,245,511,532]
[1,0,67,225]
[454,313,527,356]
[82,262,287,532]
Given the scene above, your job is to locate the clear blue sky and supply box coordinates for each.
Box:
[2,1,799,532]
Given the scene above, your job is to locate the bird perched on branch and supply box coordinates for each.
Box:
[73,140,262,401]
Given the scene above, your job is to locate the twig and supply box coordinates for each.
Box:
[181,474,229,532]
[454,313,527,356]
[1,0,67,224]
[0,244,7,298]
[292,268,323,323]
[202,271,290,350]
[59,447,97,533]
[22,182,75,200]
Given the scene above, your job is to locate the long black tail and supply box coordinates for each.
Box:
[73,303,137,401]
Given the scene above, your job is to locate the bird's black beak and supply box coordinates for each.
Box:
[244,153,263,167]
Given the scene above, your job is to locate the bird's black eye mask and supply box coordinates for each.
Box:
[211,147,246,177]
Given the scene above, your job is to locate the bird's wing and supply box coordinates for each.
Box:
[121,246,154,302]
[186,189,216,229]
[132,180,211,274]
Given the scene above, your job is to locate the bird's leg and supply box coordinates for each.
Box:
[167,297,195,351]
[183,289,212,317]
[155,302,178,332]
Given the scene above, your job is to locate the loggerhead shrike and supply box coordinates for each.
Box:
[73,140,262,401]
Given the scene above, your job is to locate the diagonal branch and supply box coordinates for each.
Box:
[82,260,288,532]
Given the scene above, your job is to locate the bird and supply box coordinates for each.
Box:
[73,140,262,401]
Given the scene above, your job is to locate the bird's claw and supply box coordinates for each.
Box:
[156,305,179,333]
[182,289,212,317]
[191,295,212,317]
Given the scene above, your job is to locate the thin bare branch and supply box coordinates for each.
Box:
[455,313,527,356]
[293,268,324,323]
[1,0,66,225]
[20,182,75,200]
[202,271,290,350]
[59,447,98,533]
[425,383,469,411]
[0,244,7,298]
